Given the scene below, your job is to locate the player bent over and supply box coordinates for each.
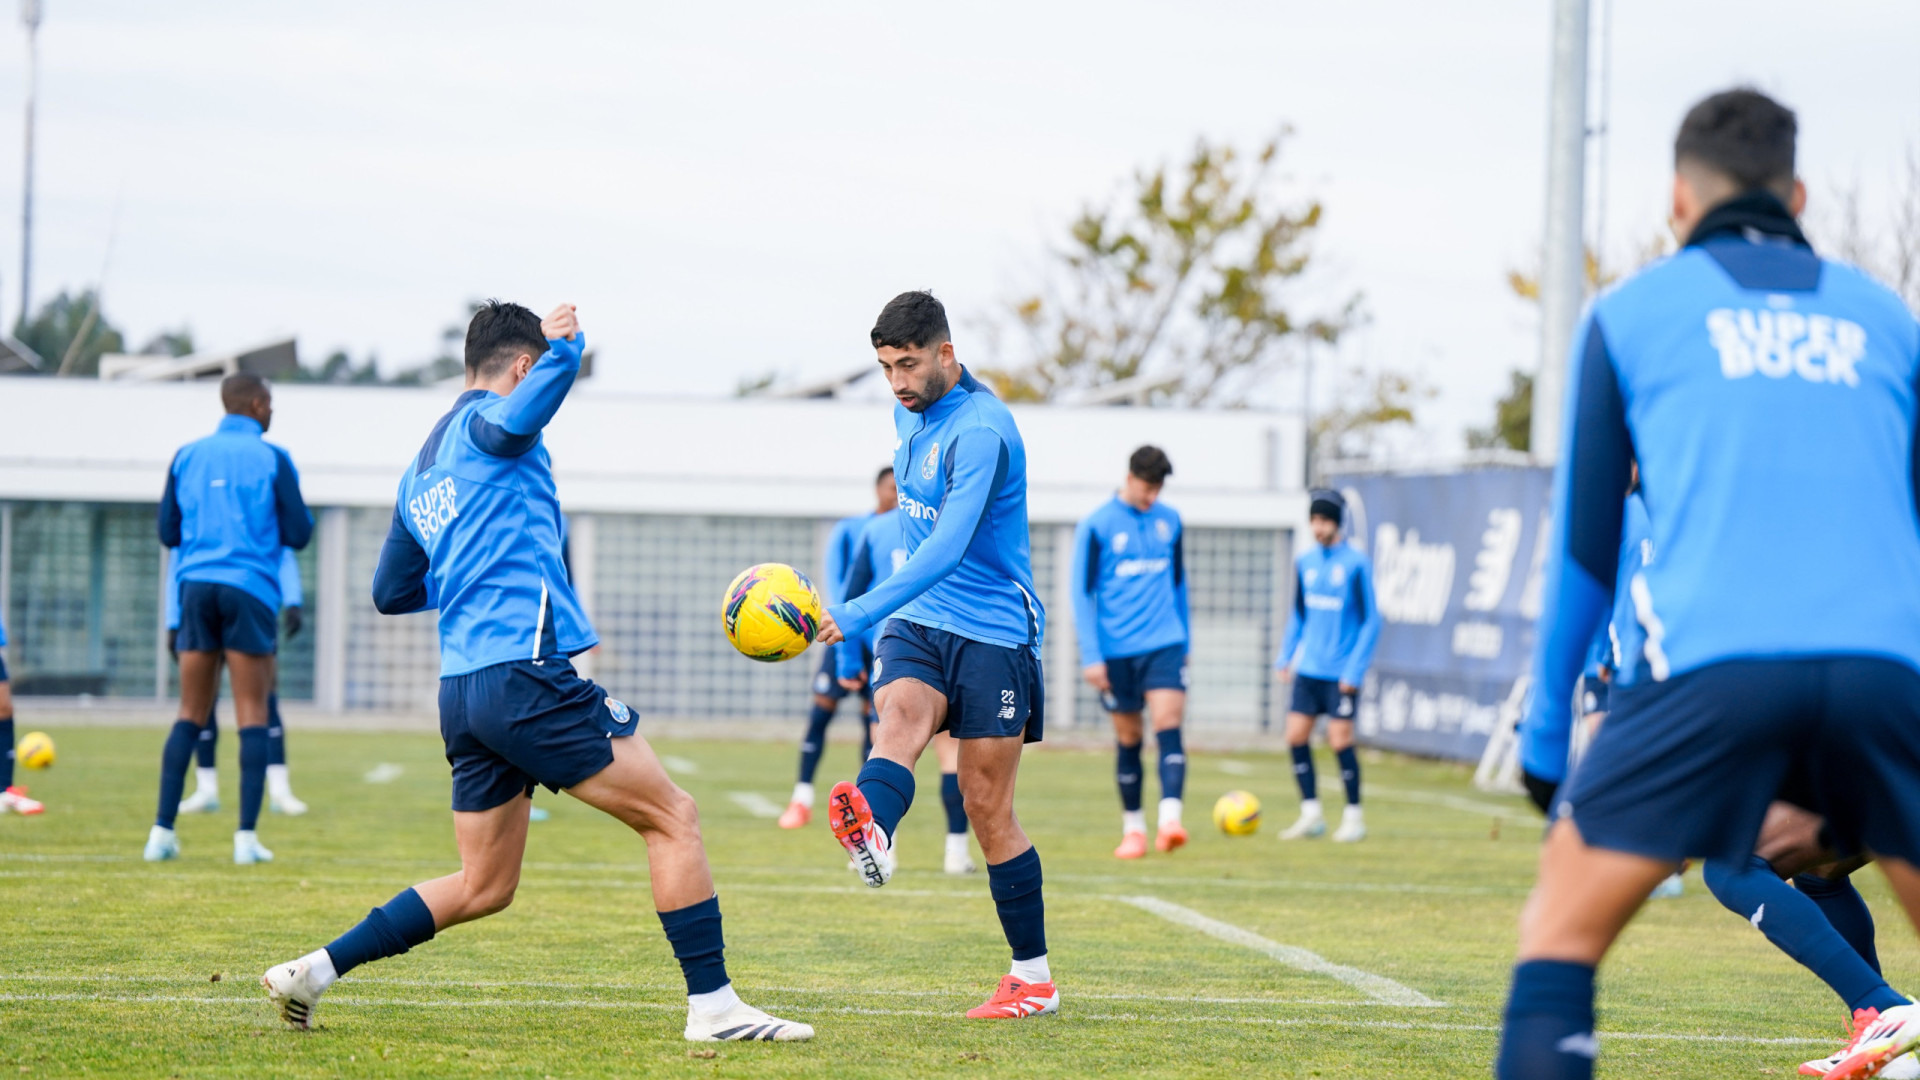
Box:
[815,291,1055,1019]
[262,302,809,1042]
[1072,446,1191,858]
[1501,90,1920,1079]
[1273,489,1380,843]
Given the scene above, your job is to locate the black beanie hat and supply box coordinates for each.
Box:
[1308,488,1345,526]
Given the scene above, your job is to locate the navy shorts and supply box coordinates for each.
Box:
[812,646,874,703]
[438,657,640,812]
[176,581,278,656]
[1101,643,1187,714]
[872,621,1044,743]
[1561,656,1920,863]
[1580,676,1610,716]
[1290,675,1357,721]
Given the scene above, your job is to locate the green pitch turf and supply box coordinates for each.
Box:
[0,725,1904,1078]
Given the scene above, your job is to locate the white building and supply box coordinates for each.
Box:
[0,378,1306,729]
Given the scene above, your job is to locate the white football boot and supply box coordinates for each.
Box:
[268,765,307,815]
[1820,1004,1920,1080]
[262,952,333,1030]
[1332,805,1367,843]
[944,833,978,875]
[143,825,179,861]
[1279,800,1327,840]
[178,769,220,814]
[233,830,274,865]
[684,998,815,1042]
[827,781,895,888]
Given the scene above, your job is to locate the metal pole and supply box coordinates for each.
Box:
[1530,0,1589,465]
[19,0,40,332]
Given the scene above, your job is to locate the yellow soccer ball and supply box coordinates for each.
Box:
[16,731,55,770]
[722,563,825,662]
[1213,789,1261,836]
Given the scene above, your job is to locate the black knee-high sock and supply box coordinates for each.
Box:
[155,720,199,829]
[266,693,286,767]
[0,716,14,789]
[1156,728,1186,801]
[796,702,835,784]
[1290,744,1317,801]
[195,703,218,768]
[1796,873,1883,974]
[987,847,1047,963]
[1336,746,1361,805]
[326,887,437,977]
[1496,960,1597,1080]
[1115,742,1144,812]
[658,895,730,995]
[940,772,968,835]
[238,727,269,831]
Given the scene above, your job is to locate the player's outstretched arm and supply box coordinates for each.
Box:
[826,432,1003,641]
[1069,517,1105,671]
[471,304,584,457]
[371,505,436,615]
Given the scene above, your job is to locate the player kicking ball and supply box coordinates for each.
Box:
[1273,489,1380,843]
[815,291,1056,1020]
[262,301,809,1043]
[1072,446,1191,858]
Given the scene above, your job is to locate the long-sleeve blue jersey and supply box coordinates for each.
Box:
[159,414,313,614]
[1275,541,1381,686]
[371,335,596,678]
[826,367,1044,653]
[1606,493,1654,686]
[167,546,303,630]
[1071,495,1189,668]
[823,513,875,604]
[1522,197,1920,782]
[835,509,907,679]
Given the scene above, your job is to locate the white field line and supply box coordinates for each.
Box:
[1214,759,1258,776]
[1365,785,1527,818]
[362,763,404,784]
[1116,895,1443,1008]
[0,990,1835,1045]
[660,755,700,775]
[727,791,784,819]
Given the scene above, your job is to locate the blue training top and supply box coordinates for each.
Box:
[1071,495,1189,668]
[1522,194,1920,782]
[823,513,875,605]
[371,335,596,678]
[835,508,908,679]
[167,546,303,630]
[1274,540,1381,686]
[826,367,1044,653]
[159,414,313,613]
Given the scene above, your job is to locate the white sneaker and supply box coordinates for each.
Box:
[143,825,179,861]
[262,957,328,1030]
[1884,1054,1920,1080]
[1332,806,1367,843]
[944,834,977,876]
[270,792,308,816]
[177,788,221,814]
[827,781,894,888]
[684,999,814,1042]
[1648,872,1684,899]
[233,830,274,865]
[1279,804,1327,840]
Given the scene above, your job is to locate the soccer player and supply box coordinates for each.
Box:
[0,612,45,815]
[261,302,809,1043]
[814,291,1056,1020]
[1500,89,1920,1080]
[172,547,308,816]
[1072,446,1190,859]
[777,467,894,829]
[836,500,977,875]
[1273,489,1380,843]
[149,373,312,864]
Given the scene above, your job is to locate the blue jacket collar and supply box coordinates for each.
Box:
[217,414,264,437]
[1686,189,1810,250]
[920,366,982,423]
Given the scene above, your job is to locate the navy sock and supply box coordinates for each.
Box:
[1115,742,1144,812]
[657,895,730,995]
[1496,959,1597,1080]
[266,694,286,767]
[940,772,968,835]
[1703,856,1903,1013]
[1797,873,1882,974]
[324,887,437,978]
[155,720,200,829]
[855,758,915,838]
[1336,746,1361,805]
[0,717,13,789]
[796,702,835,784]
[195,706,218,768]
[238,727,269,831]
[1156,728,1186,801]
[1290,744,1317,802]
[987,846,1047,963]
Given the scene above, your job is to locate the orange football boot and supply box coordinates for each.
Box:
[965,975,1059,1019]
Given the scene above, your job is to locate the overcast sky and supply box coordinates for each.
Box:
[1,1,1914,444]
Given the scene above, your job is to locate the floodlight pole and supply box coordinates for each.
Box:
[18,0,40,331]
[1530,0,1589,465]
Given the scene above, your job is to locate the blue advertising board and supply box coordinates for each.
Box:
[1325,467,1553,762]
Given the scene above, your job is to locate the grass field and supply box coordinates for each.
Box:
[0,724,1900,1078]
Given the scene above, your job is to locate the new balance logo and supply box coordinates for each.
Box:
[1706,308,1866,386]
[997,706,1016,719]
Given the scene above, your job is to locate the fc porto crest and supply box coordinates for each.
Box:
[921,442,941,480]
[605,697,633,725]
[1155,519,1172,541]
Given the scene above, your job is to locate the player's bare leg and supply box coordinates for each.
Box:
[0,675,42,815]
[1325,716,1365,842]
[1279,710,1326,839]
[146,650,222,861]
[958,733,1058,1018]
[1146,687,1188,851]
[226,651,278,864]
[566,734,714,911]
[934,731,975,874]
[829,676,940,887]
